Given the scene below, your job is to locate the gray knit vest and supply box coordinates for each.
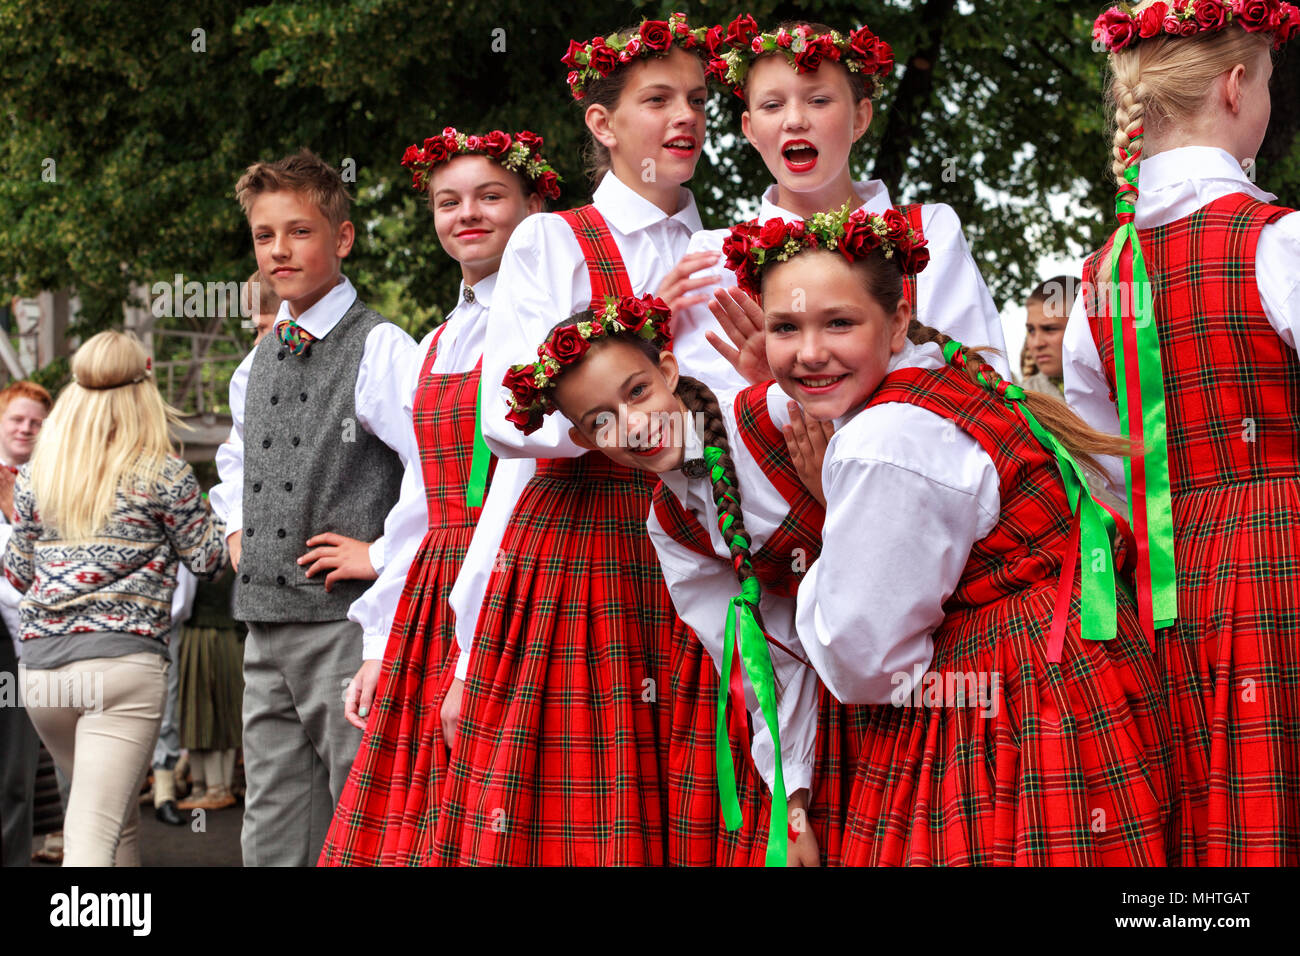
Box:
[234,298,403,623]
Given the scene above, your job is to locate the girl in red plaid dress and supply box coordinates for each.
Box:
[664,15,1015,866]
[725,205,1174,865]
[317,130,555,865]
[432,16,729,866]
[1067,1,1300,865]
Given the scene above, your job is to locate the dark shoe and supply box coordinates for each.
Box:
[155,800,186,826]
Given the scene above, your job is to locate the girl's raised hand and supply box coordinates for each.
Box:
[707,286,771,386]
[787,789,821,867]
[784,402,834,507]
[655,250,721,313]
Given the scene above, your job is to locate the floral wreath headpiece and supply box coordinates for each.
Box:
[399,128,562,199]
[1094,0,1300,53]
[503,294,674,434]
[711,15,894,99]
[563,12,724,100]
[722,203,930,297]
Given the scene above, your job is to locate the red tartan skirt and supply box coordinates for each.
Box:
[1163,477,1300,865]
[665,620,769,866]
[318,525,469,866]
[841,582,1174,866]
[808,686,876,867]
[431,454,675,865]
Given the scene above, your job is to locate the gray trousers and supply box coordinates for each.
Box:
[151,626,182,770]
[240,619,362,867]
[0,637,40,866]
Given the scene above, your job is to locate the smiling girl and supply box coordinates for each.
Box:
[317,130,556,865]
[727,205,1174,865]
[432,15,734,866]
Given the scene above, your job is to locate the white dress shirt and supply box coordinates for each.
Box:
[347,274,509,661]
[796,339,1002,705]
[674,180,1013,381]
[647,385,819,798]
[1063,146,1300,495]
[0,493,22,656]
[208,275,419,630]
[447,172,710,677]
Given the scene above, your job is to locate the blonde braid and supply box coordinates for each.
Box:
[1110,53,1147,184]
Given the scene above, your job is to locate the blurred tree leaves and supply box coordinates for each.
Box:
[2,0,1296,352]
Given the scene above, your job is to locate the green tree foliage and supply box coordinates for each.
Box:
[2,0,1296,361]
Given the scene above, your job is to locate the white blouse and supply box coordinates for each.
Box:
[795,339,1001,705]
[647,384,819,798]
[1062,146,1300,495]
[673,180,1014,381]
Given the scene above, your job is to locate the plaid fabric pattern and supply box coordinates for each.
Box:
[895,203,923,309]
[432,210,682,865]
[1084,193,1300,864]
[319,339,492,866]
[557,205,633,308]
[838,365,1173,865]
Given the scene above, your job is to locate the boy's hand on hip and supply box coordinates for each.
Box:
[299,533,377,591]
[228,530,243,572]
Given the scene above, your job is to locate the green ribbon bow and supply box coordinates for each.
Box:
[703,446,788,867]
[1108,152,1178,632]
[942,342,1119,652]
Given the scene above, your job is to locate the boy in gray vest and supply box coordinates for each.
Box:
[212,149,416,866]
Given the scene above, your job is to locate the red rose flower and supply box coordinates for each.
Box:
[535,169,561,201]
[562,40,587,69]
[1094,8,1138,49]
[515,130,543,152]
[704,24,726,55]
[848,26,876,60]
[814,34,841,63]
[874,38,895,75]
[1178,16,1199,35]
[757,217,789,249]
[422,137,451,164]
[587,38,619,75]
[1194,0,1229,30]
[793,44,823,72]
[706,56,729,83]
[502,365,540,407]
[880,208,911,243]
[567,71,583,95]
[640,19,673,52]
[617,295,653,332]
[902,241,931,276]
[465,135,484,152]
[786,220,807,242]
[506,404,541,435]
[480,130,512,157]
[400,144,420,166]
[838,215,882,262]
[1138,2,1168,37]
[725,14,759,49]
[544,325,590,364]
[1237,0,1273,30]
[775,29,793,49]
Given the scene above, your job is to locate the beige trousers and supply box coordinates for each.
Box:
[22,652,167,866]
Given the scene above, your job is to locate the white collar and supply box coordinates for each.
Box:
[1137,146,1276,227]
[592,171,703,235]
[274,275,357,340]
[659,404,709,504]
[455,271,498,312]
[757,179,895,223]
[838,338,945,428]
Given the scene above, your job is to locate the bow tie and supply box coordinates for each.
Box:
[277,319,316,356]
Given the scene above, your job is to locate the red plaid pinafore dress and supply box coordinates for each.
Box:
[840,363,1174,866]
[654,383,827,865]
[319,323,494,866]
[432,206,676,865]
[1084,192,1300,865]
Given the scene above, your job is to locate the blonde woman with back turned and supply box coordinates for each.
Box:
[2,331,227,866]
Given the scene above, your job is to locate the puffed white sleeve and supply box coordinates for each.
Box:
[479,215,588,461]
[209,349,254,538]
[447,456,537,681]
[1256,211,1300,351]
[916,203,1012,381]
[669,228,751,392]
[647,500,817,797]
[1061,289,1126,496]
[796,406,1000,705]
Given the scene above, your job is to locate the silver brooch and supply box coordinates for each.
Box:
[681,457,707,480]
[463,286,476,304]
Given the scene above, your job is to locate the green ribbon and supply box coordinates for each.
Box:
[465,381,491,509]
[703,446,788,867]
[1108,156,1177,631]
[942,341,1118,647]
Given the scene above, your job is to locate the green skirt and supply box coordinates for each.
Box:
[178,626,244,751]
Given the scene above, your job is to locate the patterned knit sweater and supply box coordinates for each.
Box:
[2,455,227,643]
